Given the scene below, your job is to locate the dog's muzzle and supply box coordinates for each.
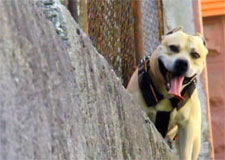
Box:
[158,58,191,100]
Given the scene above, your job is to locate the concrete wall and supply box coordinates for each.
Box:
[162,0,213,159]
[141,0,161,56]
[163,0,195,34]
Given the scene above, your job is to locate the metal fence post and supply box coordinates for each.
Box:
[133,0,144,65]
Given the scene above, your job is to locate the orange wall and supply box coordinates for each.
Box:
[203,15,225,160]
[201,1,225,159]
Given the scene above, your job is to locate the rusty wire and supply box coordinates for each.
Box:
[85,0,162,87]
[87,0,136,87]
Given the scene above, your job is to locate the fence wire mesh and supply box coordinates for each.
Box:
[62,0,163,86]
[87,0,136,86]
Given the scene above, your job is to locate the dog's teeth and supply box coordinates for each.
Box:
[167,82,170,89]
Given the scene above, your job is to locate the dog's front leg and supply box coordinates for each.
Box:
[177,122,196,160]
[191,134,201,160]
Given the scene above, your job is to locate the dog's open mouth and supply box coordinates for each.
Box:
[158,59,185,100]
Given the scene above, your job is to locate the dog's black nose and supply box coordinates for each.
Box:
[174,59,188,75]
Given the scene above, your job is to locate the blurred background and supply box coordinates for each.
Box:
[201,1,225,159]
[60,0,225,159]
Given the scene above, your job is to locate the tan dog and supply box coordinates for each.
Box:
[127,27,208,160]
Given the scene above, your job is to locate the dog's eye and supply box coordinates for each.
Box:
[169,45,179,53]
[191,52,200,59]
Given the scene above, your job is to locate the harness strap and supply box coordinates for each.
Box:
[138,56,164,107]
[155,111,171,138]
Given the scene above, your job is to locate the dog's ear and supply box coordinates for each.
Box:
[166,26,183,35]
[161,26,183,40]
[196,33,207,48]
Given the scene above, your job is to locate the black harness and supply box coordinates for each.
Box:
[138,56,197,137]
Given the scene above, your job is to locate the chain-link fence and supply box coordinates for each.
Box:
[87,0,136,86]
[61,0,163,87]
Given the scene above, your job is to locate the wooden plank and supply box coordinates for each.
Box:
[201,0,225,17]
[202,9,225,17]
[202,2,225,10]
[202,0,225,3]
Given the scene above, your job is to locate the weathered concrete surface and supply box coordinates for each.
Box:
[162,0,195,34]
[162,0,212,159]
[0,0,175,159]
[141,0,161,56]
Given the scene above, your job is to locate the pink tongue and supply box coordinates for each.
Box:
[168,76,185,100]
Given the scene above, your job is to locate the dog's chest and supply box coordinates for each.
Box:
[143,98,173,123]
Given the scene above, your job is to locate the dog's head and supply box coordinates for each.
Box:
[150,27,208,99]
